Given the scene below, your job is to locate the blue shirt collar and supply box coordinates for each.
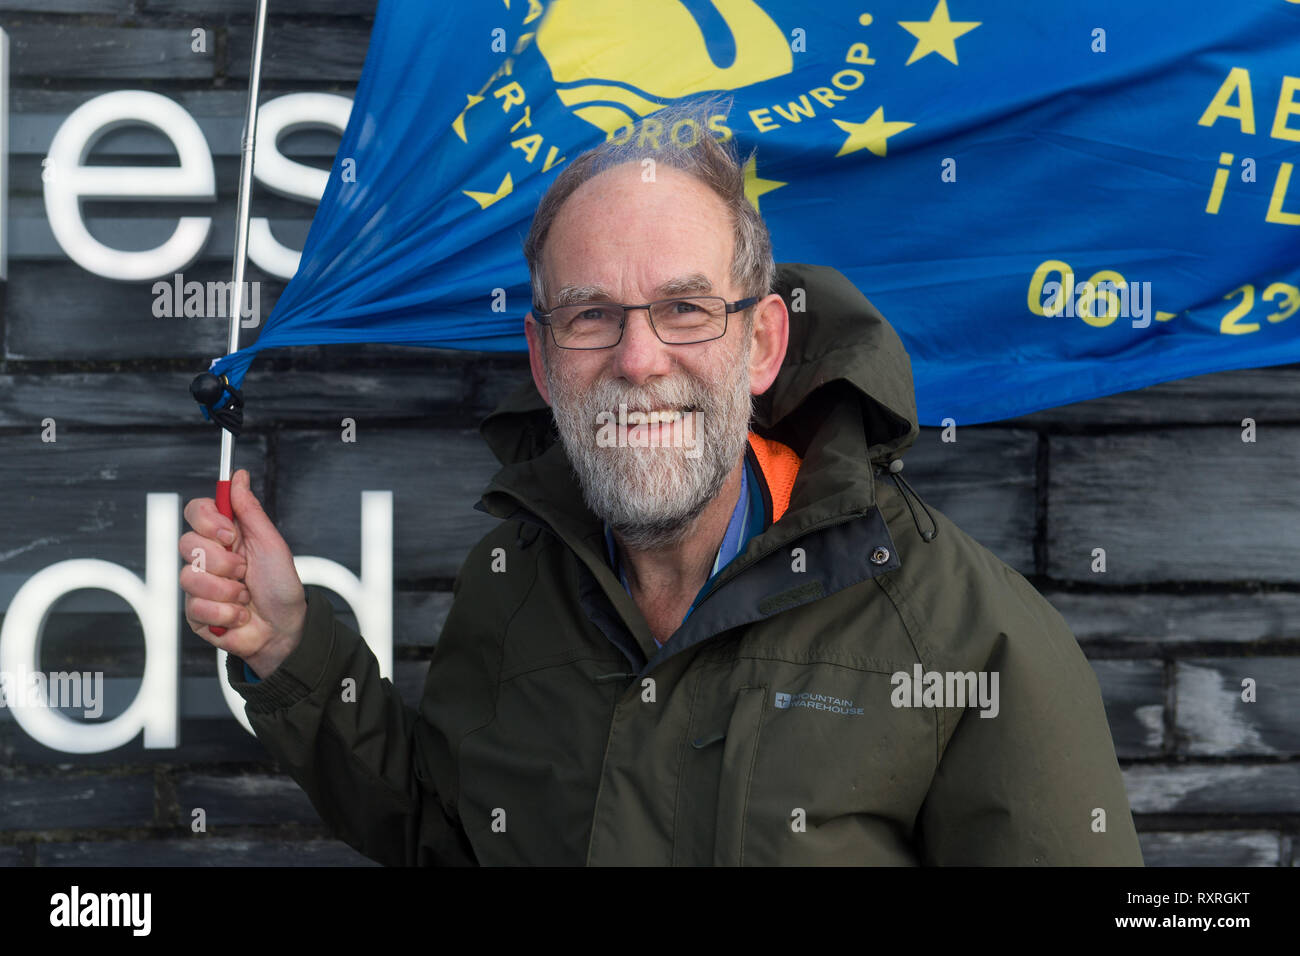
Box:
[603,448,766,647]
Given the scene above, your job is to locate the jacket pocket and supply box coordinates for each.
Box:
[712,685,766,866]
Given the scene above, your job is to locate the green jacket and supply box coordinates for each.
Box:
[227,263,1144,866]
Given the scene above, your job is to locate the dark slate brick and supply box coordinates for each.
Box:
[330,589,453,648]
[1,719,272,768]
[0,665,285,766]
[173,772,322,827]
[469,362,532,418]
[11,88,338,123]
[1089,660,1164,757]
[228,23,370,81]
[0,432,268,608]
[243,366,473,424]
[393,660,430,710]
[0,609,280,680]
[892,427,1037,574]
[141,0,377,15]
[274,427,501,580]
[27,612,148,677]
[1174,658,1300,757]
[0,372,207,430]
[0,844,27,866]
[4,261,277,359]
[8,197,312,266]
[1007,366,1300,428]
[0,366,471,428]
[1045,590,1300,646]
[36,836,379,866]
[0,771,154,829]
[10,117,341,170]
[1138,829,1281,867]
[8,26,214,79]
[3,674,283,721]
[1124,763,1300,815]
[0,1,133,12]
[1048,429,1300,584]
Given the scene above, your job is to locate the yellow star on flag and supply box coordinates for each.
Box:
[899,0,981,66]
[464,172,514,209]
[743,155,785,212]
[452,93,485,143]
[833,108,915,158]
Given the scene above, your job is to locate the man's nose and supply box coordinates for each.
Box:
[610,306,675,384]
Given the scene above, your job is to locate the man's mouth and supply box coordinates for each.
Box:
[614,406,698,423]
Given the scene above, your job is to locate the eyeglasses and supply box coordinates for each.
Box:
[531,295,760,349]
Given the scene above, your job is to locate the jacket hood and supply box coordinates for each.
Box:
[480,262,918,469]
[474,263,922,664]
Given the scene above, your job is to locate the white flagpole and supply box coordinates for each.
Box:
[211,0,270,637]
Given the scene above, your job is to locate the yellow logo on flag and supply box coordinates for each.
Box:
[536,0,794,133]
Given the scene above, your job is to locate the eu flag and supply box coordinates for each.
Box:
[206,0,1300,425]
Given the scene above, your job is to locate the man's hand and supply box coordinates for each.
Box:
[179,468,307,679]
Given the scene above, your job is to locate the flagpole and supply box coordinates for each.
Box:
[211,0,270,637]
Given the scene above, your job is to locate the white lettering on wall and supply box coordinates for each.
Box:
[249,92,353,278]
[0,492,393,752]
[0,494,179,752]
[43,91,216,281]
[218,490,392,734]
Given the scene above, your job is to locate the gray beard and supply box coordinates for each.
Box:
[545,341,754,550]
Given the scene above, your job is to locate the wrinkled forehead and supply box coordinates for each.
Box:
[542,163,735,301]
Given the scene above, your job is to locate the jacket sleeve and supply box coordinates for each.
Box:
[225,584,478,866]
[914,567,1145,866]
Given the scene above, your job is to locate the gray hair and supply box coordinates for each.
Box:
[523,96,775,323]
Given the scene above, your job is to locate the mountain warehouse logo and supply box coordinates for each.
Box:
[774,690,863,716]
[537,0,794,134]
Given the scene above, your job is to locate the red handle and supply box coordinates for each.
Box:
[210,478,234,636]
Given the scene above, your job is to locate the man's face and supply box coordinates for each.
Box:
[529,163,757,549]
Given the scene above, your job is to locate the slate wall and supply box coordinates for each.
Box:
[0,1,1294,867]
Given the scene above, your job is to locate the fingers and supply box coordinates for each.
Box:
[228,468,276,545]
[184,594,250,638]
[179,534,250,641]
[179,553,250,606]
[183,495,239,550]
[178,530,247,580]
[180,475,268,646]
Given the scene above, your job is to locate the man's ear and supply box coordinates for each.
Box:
[747,292,789,397]
[525,312,553,406]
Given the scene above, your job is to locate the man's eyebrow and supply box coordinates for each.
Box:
[655,273,714,297]
[554,285,614,307]
[552,274,715,307]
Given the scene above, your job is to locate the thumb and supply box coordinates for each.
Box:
[229,469,275,546]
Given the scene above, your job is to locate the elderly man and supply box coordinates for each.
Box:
[179,103,1143,866]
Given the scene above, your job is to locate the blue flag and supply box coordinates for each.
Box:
[206,0,1300,425]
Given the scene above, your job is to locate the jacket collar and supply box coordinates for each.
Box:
[474,263,920,663]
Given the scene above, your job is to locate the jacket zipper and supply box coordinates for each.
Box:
[684,508,874,616]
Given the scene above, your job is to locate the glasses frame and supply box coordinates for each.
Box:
[531,294,761,350]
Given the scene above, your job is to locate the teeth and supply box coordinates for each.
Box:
[627,408,684,424]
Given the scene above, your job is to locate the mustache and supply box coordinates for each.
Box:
[571,378,715,418]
